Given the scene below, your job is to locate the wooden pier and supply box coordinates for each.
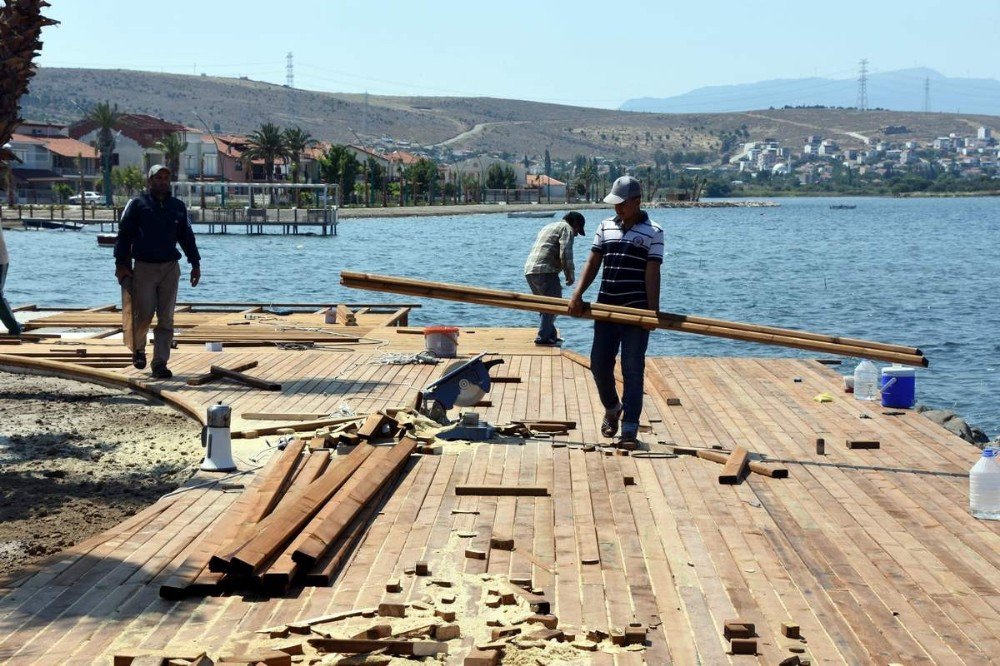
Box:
[0,304,996,664]
[2,205,338,236]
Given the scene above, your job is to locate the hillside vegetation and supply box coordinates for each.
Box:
[21,68,1000,163]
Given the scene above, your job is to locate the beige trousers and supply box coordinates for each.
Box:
[132,260,180,369]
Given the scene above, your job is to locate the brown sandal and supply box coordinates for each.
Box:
[600,406,623,438]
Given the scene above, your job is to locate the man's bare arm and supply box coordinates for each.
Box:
[568,250,603,316]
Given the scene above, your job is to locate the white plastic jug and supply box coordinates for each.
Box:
[970,447,1000,520]
[853,359,879,401]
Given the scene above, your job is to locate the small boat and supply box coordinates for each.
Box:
[829,204,856,210]
[97,234,117,247]
[507,211,556,218]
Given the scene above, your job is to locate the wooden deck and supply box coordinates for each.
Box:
[0,306,997,664]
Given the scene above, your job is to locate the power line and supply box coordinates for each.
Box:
[856,59,869,111]
[286,52,295,123]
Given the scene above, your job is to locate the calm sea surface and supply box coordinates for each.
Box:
[5,197,999,437]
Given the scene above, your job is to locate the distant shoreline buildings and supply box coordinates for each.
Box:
[5,111,997,205]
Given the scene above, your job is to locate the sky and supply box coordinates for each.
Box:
[34,0,1000,110]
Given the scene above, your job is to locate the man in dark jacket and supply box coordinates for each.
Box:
[114,164,201,379]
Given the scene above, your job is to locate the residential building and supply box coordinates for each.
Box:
[525,173,567,200]
[817,140,838,156]
[8,129,99,203]
[69,113,188,174]
[179,129,220,181]
[933,137,954,151]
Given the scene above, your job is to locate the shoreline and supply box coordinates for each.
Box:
[336,199,777,219]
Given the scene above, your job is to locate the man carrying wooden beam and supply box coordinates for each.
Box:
[568,176,663,445]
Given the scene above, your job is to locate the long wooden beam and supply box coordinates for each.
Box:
[291,437,418,568]
[340,271,927,367]
[222,442,377,577]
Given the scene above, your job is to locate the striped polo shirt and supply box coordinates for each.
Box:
[592,211,664,308]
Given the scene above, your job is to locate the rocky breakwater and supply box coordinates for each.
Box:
[916,405,994,449]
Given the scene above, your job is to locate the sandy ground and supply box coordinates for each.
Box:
[0,370,203,578]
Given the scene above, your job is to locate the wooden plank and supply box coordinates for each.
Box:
[193,441,306,580]
[186,360,259,386]
[550,444,583,631]
[209,364,282,391]
[454,485,549,496]
[221,443,377,577]
[241,411,333,421]
[307,637,446,656]
[233,415,365,439]
[302,474,398,587]
[292,438,418,567]
[717,445,750,485]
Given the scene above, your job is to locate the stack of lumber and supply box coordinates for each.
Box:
[340,271,928,366]
[160,412,416,598]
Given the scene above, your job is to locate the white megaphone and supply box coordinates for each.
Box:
[201,402,236,472]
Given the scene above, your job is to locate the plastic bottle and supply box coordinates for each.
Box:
[853,359,879,401]
[970,447,1000,520]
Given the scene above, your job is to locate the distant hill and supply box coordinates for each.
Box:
[18,68,1000,163]
[621,68,1000,116]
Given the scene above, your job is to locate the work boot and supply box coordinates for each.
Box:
[150,365,173,380]
[132,349,147,369]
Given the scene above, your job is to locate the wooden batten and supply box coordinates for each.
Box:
[340,271,927,366]
[186,360,259,386]
[209,364,282,391]
[718,446,751,485]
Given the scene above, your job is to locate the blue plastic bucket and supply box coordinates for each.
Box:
[881,365,915,408]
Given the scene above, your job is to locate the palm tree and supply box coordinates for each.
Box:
[244,122,289,186]
[282,126,317,206]
[575,162,597,202]
[152,132,188,178]
[1,2,57,205]
[85,101,121,206]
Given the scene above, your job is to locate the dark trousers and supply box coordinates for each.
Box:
[590,320,650,432]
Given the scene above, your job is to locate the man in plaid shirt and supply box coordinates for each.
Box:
[523,211,586,345]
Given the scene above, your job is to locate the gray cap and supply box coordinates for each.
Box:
[148,164,171,179]
[603,176,641,204]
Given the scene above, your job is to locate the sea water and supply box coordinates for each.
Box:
[4,196,999,437]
